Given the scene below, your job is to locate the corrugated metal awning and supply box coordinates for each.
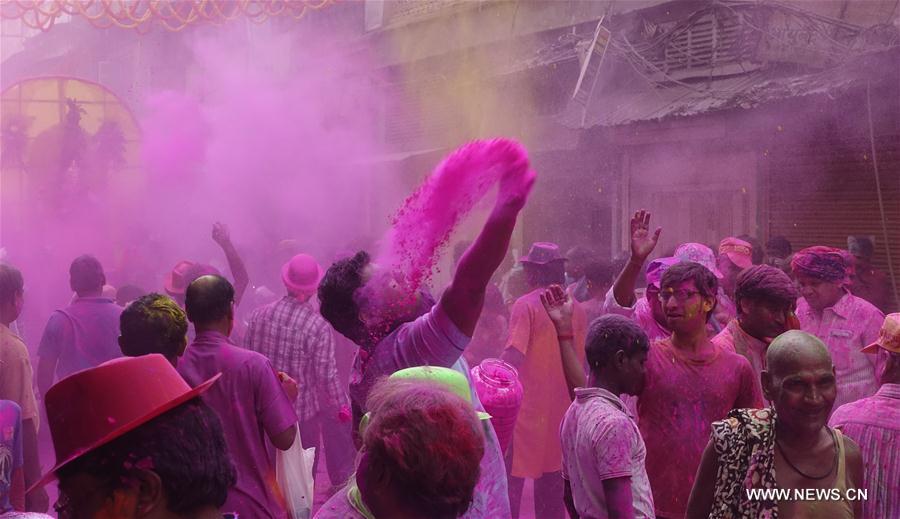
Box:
[559,67,866,129]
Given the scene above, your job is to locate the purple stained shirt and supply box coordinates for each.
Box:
[348,303,511,519]
[177,331,298,519]
[796,291,883,409]
[38,297,123,380]
[829,383,900,519]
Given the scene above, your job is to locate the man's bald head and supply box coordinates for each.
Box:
[765,330,832,380]
[185,275,234,326]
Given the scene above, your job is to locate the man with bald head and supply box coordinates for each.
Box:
[687,331,864,518]
[178,275,299,518]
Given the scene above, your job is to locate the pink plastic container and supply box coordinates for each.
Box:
[470,358,523,454]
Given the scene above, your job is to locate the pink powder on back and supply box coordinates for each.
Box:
[381,138,527,292]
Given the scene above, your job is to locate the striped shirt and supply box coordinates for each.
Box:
[245,296,347,422]
[796,292,883,409]
[829,383,900,519]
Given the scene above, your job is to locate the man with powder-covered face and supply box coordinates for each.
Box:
[637,262,762,519]
[317,139,534,519]
[792,246,883,409]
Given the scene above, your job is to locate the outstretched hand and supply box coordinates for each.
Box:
[541,284,574,335]
[630,209,661,261]
[212,222,231,247]
[491,139,534,212]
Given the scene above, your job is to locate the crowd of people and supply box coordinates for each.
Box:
[0,141,897,519]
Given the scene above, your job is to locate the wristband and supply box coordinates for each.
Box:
[557,334,574,341]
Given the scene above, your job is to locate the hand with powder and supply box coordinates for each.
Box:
[491,139,534,212]
[630,209,661,262]
[541,284,585,394]
[540,284,574,335]
[277,371,299,402]
[211,221,231,247]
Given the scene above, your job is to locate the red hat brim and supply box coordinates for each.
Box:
[29,372,221,493]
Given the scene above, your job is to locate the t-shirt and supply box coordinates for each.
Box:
[507,288,587,478]
[0,325,38,427]
[0,401,23,514]
[560,387,654,519]
[348,303,511,519]
[177,331,299,519]
[638,338,763,519]
[37,297,122,380]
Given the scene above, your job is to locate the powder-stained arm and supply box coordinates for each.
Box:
[212,222,250,306]
[612,210,661,307]
[440,142,534,337]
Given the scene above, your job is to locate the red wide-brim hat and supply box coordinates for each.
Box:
[30,354,220,492]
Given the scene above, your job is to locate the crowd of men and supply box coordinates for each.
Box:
[0,141,897,519]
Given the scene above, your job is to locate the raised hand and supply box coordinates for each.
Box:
[540,284,574,335]
[212,222,231,247]
[492,138,534,212]
[630,209,661,261]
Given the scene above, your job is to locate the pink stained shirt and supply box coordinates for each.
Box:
[507,288,587,478]
[178,331,298,519]
[638,338,763,519]
[796,292,883,410]
[560,387,655,519]
[828,383,900,519]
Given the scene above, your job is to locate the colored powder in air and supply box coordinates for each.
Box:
[381,138,528,291]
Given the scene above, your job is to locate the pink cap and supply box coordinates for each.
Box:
[719,237,753,269]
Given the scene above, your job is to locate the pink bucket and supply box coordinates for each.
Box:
[470,358,523,454]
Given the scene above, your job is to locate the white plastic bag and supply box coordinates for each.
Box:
[276,426,316,519]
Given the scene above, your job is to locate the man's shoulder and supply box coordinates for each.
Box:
[829,398,873,426]
[845,293,883,318]
[0,327,28,355]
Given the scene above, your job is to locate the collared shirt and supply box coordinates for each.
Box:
[0,324,39,426]
[639,338,763,518]
[560,387,655,519]
[37,297,122,380]
[507,288,588,478]
[245,296,347,422]
[829,383,900,519]
[601,288,670,342]
[796,292,883,409]
[178,331,298,519]
[348,303,511,519]
[712,319,768,404]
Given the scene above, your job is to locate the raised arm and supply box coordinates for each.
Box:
[612,210,661,307]
[541,284,585,397]
[212,222,250,306]
[441,140,534,337]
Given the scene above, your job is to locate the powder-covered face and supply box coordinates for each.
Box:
[741,299,796,341]
[766,355,836,434]
[795,275,844,311]
[662,280,711,333]
[356,264,425,336]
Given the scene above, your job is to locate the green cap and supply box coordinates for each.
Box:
[389,366,491,420]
